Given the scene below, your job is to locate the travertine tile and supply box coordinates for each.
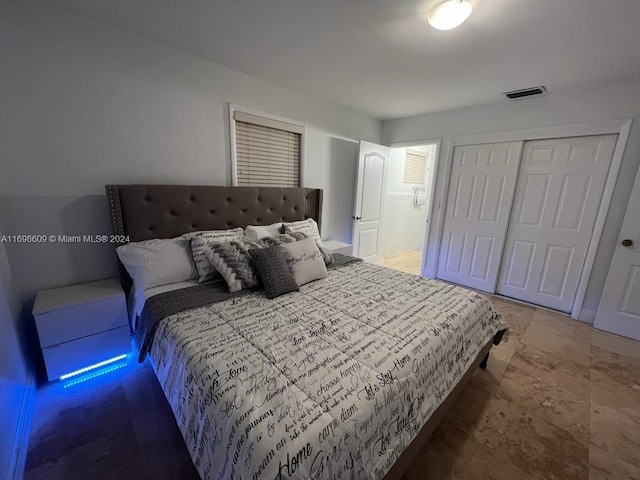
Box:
[431,383,494,451]
[26,379,132,469]
[24,424,148,480]
[589,444,640,480]
[380,251,422,275]
[489,297,535,340]
[132,412,201,479]
[406,436,535,480]
[590,345,640,421]
[121,361,175,419]
[469,338,517,394]
[592,329,640,359]
[24,360,200,480]
[496,342,590,444]
[474,396,589,480]
[520,319,591,366]
[530,309,593,343]
[590,403,640,469]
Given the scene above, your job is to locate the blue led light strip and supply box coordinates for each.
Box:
[59,354,128,380]
[62,363,128,388]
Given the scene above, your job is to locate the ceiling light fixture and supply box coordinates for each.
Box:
[428,0,473,30]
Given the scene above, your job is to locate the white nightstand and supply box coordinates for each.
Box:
[33,278,130,381]
[323,240,353,256]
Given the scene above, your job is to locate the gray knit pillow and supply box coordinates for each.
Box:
[249,245,299,299]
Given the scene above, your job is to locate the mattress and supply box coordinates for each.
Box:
[144,260,507,480]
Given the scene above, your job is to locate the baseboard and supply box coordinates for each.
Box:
[8,367,35,480]
[578,308,597,324]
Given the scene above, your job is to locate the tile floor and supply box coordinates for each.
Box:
[23,358,200,480]
[23,297,640,480]
[404,297,640,480]
[380,250,423,275]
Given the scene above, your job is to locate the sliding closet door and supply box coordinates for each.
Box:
[437,142,523,292]
[497,134,617,312]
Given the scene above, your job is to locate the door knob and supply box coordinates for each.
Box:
[353,216,362,220]
[622,239,634,247]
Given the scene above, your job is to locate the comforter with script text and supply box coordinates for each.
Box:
[147,260,508,480]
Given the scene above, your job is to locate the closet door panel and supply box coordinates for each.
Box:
[497,134,617,311]
[437,141,523,292]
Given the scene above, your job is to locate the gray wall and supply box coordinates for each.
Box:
[0,222,29,478]
[382,79,640,318]
[0,2,380,351]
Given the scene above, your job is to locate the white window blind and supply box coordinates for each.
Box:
[234,110,303,187]
[403,148,427,184]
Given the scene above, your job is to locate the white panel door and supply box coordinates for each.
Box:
[437,141,523,292]
[594,164,640,341]
[497,135,617,312]
[352,140,390,262]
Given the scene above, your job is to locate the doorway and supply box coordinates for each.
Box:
[378,143,437,275]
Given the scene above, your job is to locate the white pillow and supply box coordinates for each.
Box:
[190,228,245,282]
[244,222,283,241]
[116,237,197,291]
[283,218,322,246]
[281,237,328,286]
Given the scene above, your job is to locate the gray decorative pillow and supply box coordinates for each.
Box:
[280,237,328,286]
[190,228,245,282]
[203,234,299,292]
[285,231,334,265]
[249,245,299,299]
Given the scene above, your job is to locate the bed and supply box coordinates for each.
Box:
[106,184,507,480]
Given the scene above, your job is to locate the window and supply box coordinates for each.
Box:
[403,148,427,184]
[231,107,304,187]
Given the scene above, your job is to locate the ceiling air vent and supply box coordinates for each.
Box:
[504,86,547,100]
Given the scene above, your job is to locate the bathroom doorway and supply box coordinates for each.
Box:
[378,143,438,275]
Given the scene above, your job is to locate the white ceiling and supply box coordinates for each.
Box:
[55,0,640,120]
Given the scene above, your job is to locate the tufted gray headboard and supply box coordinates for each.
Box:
[105,184,323,293]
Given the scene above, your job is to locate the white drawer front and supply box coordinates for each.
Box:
[36,297,127,348]
[42,326,131,381]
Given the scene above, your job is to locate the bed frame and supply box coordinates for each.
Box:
[105,184,503,480]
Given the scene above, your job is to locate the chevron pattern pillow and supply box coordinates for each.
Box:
[190,228,245,283]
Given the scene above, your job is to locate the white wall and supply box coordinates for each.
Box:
[382,80,640,318]
[0,2,380,335]
[379,147,432,259]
